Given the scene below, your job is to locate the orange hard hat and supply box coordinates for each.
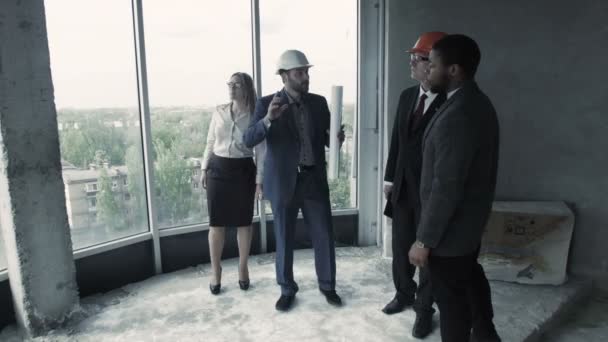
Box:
[408,31,448,55]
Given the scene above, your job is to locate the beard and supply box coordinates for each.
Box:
[287,77,309,94]
[429,72,449,94]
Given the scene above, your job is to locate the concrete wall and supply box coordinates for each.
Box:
[384,0,608,278]
[0,0,78,335]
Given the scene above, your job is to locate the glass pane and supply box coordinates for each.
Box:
[143,0,253,229]
[46,0,149,250]
[260,0,357,210]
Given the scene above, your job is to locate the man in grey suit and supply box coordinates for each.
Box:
[408,34,501,342]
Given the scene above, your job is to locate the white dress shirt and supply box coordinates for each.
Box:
[417,85,440,115]
[202,103,265,184]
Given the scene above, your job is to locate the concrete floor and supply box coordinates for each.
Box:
[0,247,590,341]
[540,289,608,342]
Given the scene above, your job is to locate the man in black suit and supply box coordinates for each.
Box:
[382,31,447,339]
[408,34,501,342]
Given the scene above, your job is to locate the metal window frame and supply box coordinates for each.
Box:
[73,232,153,260]
[132,0,162,274]
[376,0,387,247]
[356,0,385,247]
[250,0,268,253]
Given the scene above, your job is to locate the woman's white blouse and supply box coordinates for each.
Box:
[201,103,265,184]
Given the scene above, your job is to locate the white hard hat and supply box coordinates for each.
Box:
[275,50,313,74]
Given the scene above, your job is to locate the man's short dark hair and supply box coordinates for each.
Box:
[432,34,481,79]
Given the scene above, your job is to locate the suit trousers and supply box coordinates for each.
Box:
[270,170,336,296]
[391,200,434,313]
[428,247,495,342]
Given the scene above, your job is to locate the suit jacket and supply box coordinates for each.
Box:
[243,89,331,205]
[417,81,499,256]
[384,86,445,216]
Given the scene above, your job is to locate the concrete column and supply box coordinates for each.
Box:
[0,0,78,336]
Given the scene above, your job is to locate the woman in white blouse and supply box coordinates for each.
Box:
[201,72,264,295]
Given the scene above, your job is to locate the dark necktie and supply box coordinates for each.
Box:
[409,94,427,133]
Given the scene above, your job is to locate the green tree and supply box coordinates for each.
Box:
[93,150,108,167]
[97,168,124,231]
[328,149,353,209]
[327,111,355,209]
[59,118,128,167]
[177,110,213,158]
[154,139,194,225]
[60,129,90,168]
[150,120,179,153]
[150,109,213,159]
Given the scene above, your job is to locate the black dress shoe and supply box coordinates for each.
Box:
[470,337,501,342]
[382,295,414,314]
[275,295,295,311]
[209,283,221,295]
[470,325,501,342]
[238,279,250,291]
[412,312,434,339]
[320,289,342,306]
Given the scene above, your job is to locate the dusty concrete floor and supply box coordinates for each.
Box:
[540,289,608,342]
[0,247,589,341]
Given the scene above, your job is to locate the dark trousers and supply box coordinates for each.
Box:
[270,171,336,296]
[429,247,495,342]
[391,200,434,314]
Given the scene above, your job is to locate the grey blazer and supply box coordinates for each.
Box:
[243,89,331,205]
[417,81,499,257]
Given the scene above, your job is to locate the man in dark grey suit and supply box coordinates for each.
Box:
[244,50,344,312]
[408,35,501,342]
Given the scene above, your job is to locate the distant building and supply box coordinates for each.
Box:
[62,162,130,230]
[61,157,205,231]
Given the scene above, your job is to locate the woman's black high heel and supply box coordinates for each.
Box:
[238,279,250,291]
[209,283,221,295]
[209,267,222,295]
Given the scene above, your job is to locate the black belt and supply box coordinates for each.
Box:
[297,164,315,173]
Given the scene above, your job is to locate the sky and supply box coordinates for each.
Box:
[44,0,357,109]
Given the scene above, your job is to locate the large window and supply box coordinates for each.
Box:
[40,0,355,255]
[143,0,253,229]
[46,0,149,249]
[260,0,357,210]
